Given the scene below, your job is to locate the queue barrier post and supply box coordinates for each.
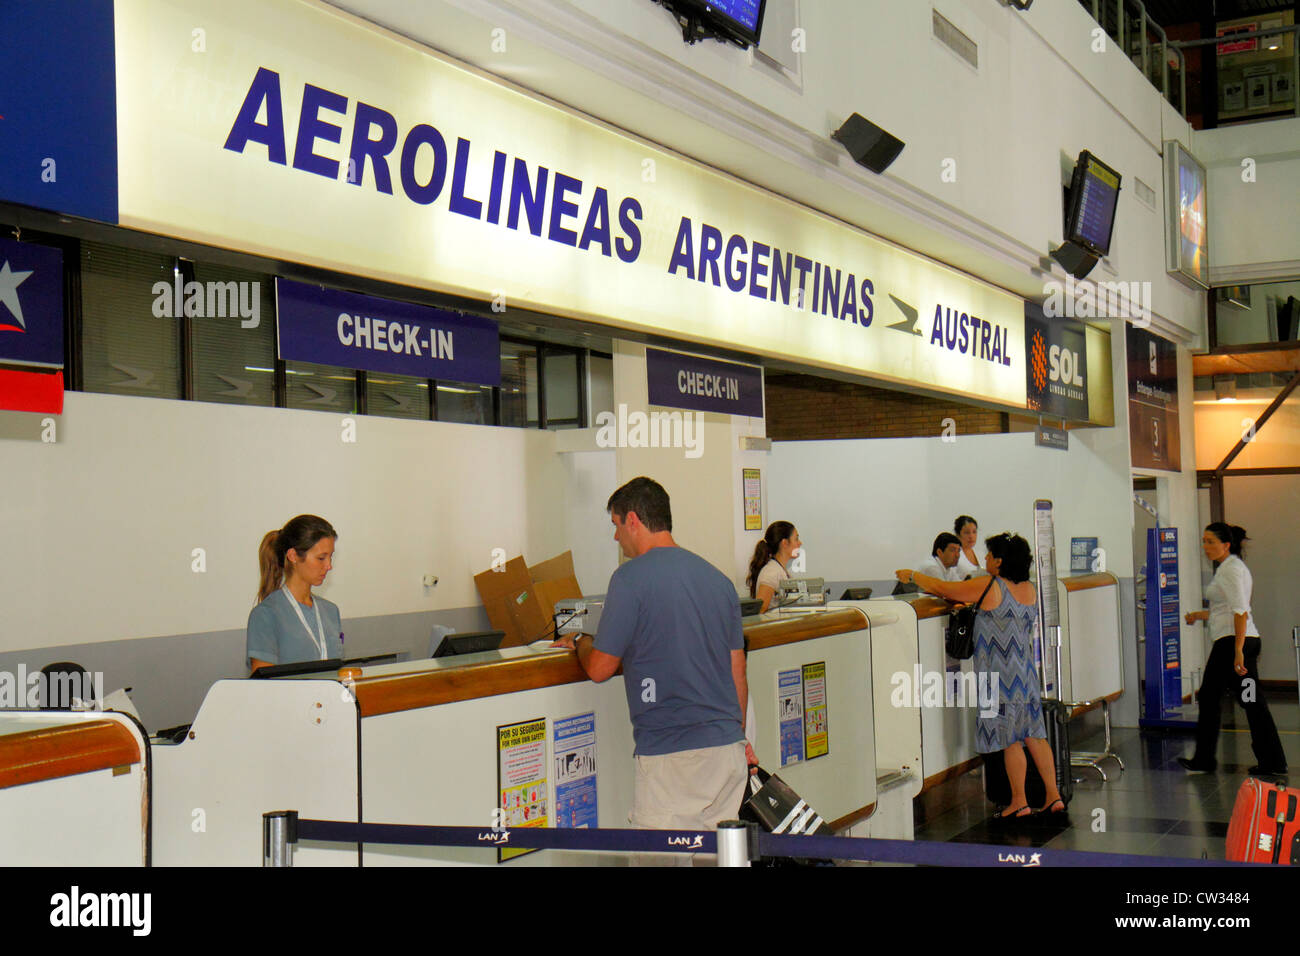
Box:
[715,821,752,867]
[263,810,298,867]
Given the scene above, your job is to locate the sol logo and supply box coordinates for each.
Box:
[1030,329,1048,391]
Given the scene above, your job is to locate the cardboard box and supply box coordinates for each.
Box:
[474,551,583,647]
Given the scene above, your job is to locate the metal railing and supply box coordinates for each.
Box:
[1079,0,1300,125]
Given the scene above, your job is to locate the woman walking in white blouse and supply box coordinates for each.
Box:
[1177,523,1287,776]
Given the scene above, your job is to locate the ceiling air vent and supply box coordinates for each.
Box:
[933,9,978,70]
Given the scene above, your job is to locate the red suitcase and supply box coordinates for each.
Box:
[1226,778,1300,864]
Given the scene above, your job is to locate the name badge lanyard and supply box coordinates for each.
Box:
[282,585,328,660]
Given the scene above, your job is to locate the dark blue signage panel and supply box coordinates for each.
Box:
[646,347,763,417]
[276,279,500,386]
[1025,303,1088,421]
[1143,527,1182,720]
[0,0,118,224]
[0,238,65,368]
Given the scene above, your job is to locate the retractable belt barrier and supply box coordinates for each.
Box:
[264,813,1245,867]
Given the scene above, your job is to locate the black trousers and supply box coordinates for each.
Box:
[1192,635,1286,769]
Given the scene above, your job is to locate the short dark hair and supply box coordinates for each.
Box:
[1205,522,1248,557]
[985,532,1032,583]
[932,532,960,556]
[954,515,977,536]
[607,477,672,533]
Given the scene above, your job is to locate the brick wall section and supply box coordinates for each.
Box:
[765,373,1007,441]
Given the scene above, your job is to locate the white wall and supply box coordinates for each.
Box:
[1196,118,1300,285]
[764,430,1134,584]
[1224,474,1300,682]
[0,392,615,652]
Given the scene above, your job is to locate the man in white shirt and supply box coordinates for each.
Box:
[916,533,964,590]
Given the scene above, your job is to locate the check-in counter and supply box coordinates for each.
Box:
[898,571,1126,791]
[154,608,886,866]
[0,710,150,865]
[1056,572,1124,710]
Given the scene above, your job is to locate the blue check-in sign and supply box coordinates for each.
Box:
[0,237,65,369]
[646,347,764,417]
[276,279,501,386]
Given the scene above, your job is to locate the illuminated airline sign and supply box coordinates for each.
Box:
[106,0,1028,408]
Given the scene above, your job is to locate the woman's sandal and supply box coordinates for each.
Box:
[990,805,1032,826]
[1035,798,1067,816]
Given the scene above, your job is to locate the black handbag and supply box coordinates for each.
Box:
[740,766,829,835]
[944,575,996,660]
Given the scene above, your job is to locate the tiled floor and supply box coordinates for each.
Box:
[913,692,1298,861]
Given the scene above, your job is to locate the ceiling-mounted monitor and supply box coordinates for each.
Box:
[1064,150,1122,258]
[656,0,767,49]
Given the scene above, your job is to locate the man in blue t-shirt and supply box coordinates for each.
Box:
[555,477,752,831]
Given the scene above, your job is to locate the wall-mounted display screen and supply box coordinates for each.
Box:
[1163,140,1209,289]
[1065,151,1122,257]
[669,0,767,47]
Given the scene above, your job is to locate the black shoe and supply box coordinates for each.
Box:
[1247,765,1288,776]
[1176,757,1216,774]
[989,806,1032,827]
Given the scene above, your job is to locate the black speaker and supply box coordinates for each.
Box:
[1049,240,1099,280]
[832,113,905,174]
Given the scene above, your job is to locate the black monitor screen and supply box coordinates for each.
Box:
[432,630,506,658]
[250,653,402,679]
[673,0,767,47]
[1067,151,1122,256]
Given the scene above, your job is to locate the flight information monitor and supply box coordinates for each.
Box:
[1065,151,1122,257]
[667,0,767,47]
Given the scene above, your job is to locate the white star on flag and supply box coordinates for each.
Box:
[0,260,35,330]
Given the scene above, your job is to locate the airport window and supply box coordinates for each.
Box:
[541,347,584,428]
[499,340,539,428]
[189,261,277,408]
[588,352,614,428]
[367,370,432,421]
[80,241,183,399]
[436,381,494,425]
[285,360,357,414]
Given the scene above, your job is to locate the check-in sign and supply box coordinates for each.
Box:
[646,347,763,417]
[275,278,500,386]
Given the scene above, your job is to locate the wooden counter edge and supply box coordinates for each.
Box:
[352,608,872,717]
[352,651,590,718]
[745,607,870,652]
[921,756,984,793]
[1062,571,1118,592]
[0,720,141,790]
[830,802,877,832]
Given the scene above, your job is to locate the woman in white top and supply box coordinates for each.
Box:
[953,515,987,579]
[746,521,801,614]
[1178,523,1287,775]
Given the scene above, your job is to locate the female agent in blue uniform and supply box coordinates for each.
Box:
[246,515,343,672]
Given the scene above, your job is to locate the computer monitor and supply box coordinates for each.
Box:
[250,652,403,679]
[739,597,763,617]
[431,630,506,659]
[840,587,873,601]
[891,580,920,596]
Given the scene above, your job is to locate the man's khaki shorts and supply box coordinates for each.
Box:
[629,740,748,831]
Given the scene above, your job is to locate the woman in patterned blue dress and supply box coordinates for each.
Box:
[898,532,1064,821]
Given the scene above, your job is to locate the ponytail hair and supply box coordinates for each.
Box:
[256,515,338,604]
[1205,522,1248,557]
[747,520,795,597]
